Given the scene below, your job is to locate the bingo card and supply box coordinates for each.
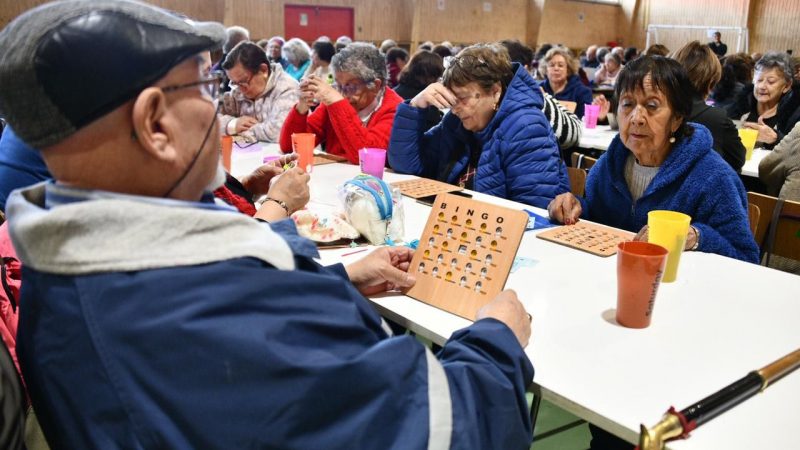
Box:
[391,178,463,199]
[404,193,528,320]
[536,221,634,257]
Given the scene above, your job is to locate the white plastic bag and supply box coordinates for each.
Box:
[338,174,405,245]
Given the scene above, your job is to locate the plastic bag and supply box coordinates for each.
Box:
[338,174,405,245]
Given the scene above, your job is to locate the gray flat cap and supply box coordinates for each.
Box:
[0,0,225,148]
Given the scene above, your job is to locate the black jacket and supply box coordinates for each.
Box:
[689,98,746,172]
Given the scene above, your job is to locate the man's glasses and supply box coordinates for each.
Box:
[162,72,223,101]
[333,81,372,97]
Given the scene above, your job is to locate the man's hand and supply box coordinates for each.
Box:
[242,154,299,198]
[410,82,457,109]
[548,193,582,225]
[476,290,532,348]
[345,247,416,296]
[235,116,258,134]
[267,167,310,214]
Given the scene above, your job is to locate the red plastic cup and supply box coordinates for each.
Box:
[291,133,316,173]
[616,241,668,328]
[358,148,387,179]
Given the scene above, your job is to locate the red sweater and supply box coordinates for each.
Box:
[279,89,403,164]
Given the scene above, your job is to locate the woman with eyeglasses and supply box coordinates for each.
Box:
[219,42,299,143]
[540,46,593,118]
[279,43,403,164]
[388,43,569,210]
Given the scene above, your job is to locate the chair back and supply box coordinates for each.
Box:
[566,167,586,197]
[570,153,597,170]
[747,192,800,262]
[748,203,760,238]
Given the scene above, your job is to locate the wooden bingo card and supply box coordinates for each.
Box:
[536,222,634,257]
[313,153,348,165]
[391,178,463,199]
[404,193,529,320]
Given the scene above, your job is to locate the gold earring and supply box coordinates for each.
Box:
[493,102,498,111]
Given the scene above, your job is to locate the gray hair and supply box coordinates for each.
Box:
[223,26,250,53]
[282,38,311,66]
[380,39,397,54]
[331,43,387,83]
[755,52,795,84]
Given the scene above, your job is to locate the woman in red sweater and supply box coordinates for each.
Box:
[280,43,403,164]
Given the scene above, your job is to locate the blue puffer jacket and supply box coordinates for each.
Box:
[583,123,760,263]
[389,63,570,210]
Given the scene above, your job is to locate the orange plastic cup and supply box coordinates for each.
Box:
[738,128,758,160]
[616,241,668,329]
[291,133,316,172]
[221,135,233,172]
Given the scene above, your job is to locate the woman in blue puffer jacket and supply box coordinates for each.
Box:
[388,43,570,210]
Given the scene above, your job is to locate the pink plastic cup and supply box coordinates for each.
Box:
[359,148,387,179]
[584,104,600,129]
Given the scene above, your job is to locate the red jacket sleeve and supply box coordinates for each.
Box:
[325,90,402,164]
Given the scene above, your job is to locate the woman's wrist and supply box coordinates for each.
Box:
[688,225,701,251]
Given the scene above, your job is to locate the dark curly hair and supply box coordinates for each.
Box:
[223,42,268,74]
[615,55,695,141]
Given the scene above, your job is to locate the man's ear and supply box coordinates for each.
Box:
[132,87,177,162]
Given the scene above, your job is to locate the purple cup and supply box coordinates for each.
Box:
[359,148,387,179]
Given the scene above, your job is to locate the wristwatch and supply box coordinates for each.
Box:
[264,197,289,216]
[689,226,700,251]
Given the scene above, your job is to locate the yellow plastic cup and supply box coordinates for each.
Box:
[647,210,691,283]
[738,128,758,160]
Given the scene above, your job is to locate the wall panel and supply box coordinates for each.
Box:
[1,0,797,56]
[750,0,800,54]
[536,0,622,50]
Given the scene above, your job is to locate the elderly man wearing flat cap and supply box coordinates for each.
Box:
[0,1,534,449]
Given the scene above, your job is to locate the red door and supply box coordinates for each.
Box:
[284,5,354,43]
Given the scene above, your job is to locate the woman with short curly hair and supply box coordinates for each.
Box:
[389,43,569,209]
[279,43,403,164]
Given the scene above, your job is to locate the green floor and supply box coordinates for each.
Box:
[528,394,591,450]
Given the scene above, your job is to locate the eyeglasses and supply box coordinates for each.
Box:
[228,72,255,89]
[454,92,482,106]
[444,55,488,70]
[333,81,372,97]
[162,72,223,101]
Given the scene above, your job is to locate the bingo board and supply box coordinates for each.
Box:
[404,193,529,320]
[391,178,463,199]
[536,221,634,257]
[313,153,349,165]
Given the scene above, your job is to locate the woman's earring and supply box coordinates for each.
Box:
[493,102,498,111]
[669,135,676,143]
